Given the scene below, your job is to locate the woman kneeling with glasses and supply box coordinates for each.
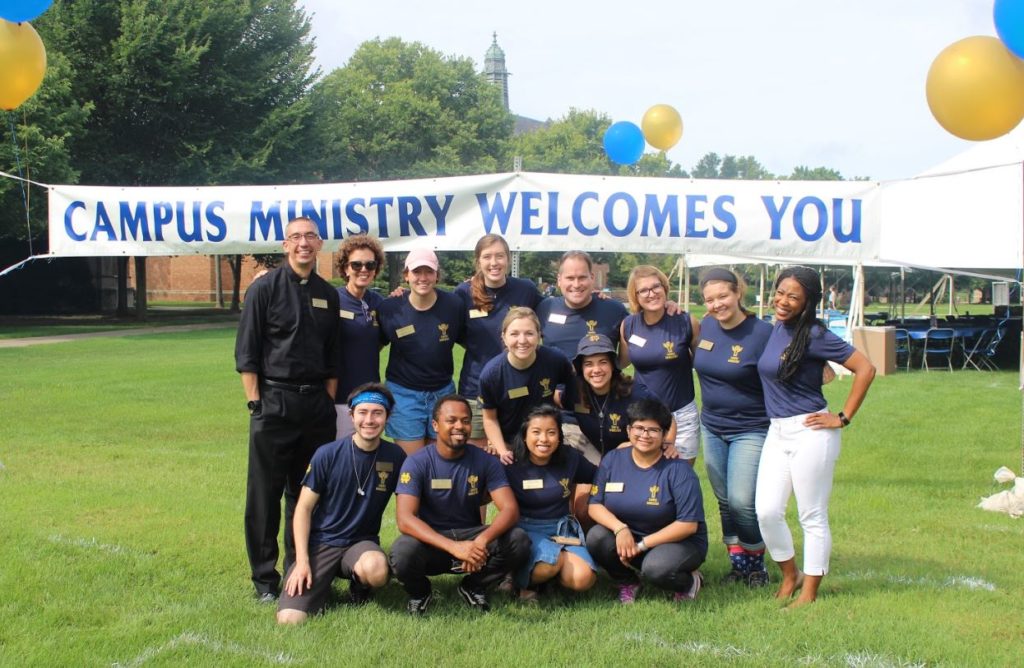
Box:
[587,399,708,604]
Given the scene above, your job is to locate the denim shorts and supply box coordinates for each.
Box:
[514,515,596,589]
[385,380,456,441]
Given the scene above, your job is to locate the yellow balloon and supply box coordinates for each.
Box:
[0,19,47,111]
[926,35,1024,141]
[641,104,683,151]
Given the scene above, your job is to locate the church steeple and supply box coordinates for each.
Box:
[484,32,509,111]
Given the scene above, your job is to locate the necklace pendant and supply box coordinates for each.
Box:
[356,487,365,497]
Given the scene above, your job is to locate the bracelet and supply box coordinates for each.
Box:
[637,539,649,553]
[613,525,629,537]
[837,411,850,427]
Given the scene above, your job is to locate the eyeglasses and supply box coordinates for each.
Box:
[286,232,320,242]
[636,284,664,298]
[630,425,664,437]
[349,260,378,272]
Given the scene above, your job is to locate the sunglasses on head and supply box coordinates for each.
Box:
[349,260,378,272]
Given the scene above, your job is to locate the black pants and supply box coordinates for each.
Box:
[587,524,706,593]
[245,384,336,595]
[389,526,531,598]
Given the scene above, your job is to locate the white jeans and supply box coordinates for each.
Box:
[755,411,840,576]
[671,401,700,460]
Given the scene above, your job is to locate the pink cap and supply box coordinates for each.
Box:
[404,248,439,271]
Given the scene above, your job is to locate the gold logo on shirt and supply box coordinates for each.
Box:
[370,310,378,327]
[590,484,599,496]
[728,344,743,364]
[647,485,661,506]
[663,341,678,360]
[559,477,571,498]
[539,378,553,397]
[438,323,450,342]
[376,470,390,492]
[609,413,622,432]
[467,474,479,496]
[586,320,599,341]
[400,472,411,484]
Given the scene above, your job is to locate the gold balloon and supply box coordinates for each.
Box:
[641,104,683,151]
[0,19,47,111]
[926,35,1024,141]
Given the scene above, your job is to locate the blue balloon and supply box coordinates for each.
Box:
[0,0,52,24]
[995,0,1024,59]
[603,121,645,165]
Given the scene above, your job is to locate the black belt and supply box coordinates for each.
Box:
[263,379,323,394]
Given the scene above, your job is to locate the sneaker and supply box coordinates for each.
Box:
[406,591,433,616]
[256,591,278,605]
[616,583,640,604]
[349,578,372,605]
[747,569,770,588]
[458,584,491,612]
[720,568,746,585]
[497,572,516,596]
[674,570,703,602]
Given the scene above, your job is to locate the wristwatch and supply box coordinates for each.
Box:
[837,411,850,427]
[247,399,262,416]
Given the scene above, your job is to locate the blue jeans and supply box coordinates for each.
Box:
[702,426,766,551]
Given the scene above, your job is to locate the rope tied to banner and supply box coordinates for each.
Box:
[6,111,33,256]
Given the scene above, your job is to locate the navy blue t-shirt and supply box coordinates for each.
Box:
[693,315,772,436]
[589,448,707,552]
[572,382,654,456]
[478,346,576,442]
[622,312,695,411]
[336,287,385,401]
[396,444,509,531]
[536,296,628,361]
[454,277,542,398]
[504,447,596,520]
[303,436,407,548]
[757,322,856,419]
[378,289,464,391]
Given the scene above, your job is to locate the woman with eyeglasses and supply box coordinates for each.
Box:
[693,268,773,588]
[587,398,707,604]
[619,266,702,464]
[755,265,875,608]
[334,235,387,439]
[454,234,543,445]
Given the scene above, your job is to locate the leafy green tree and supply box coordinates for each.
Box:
[787,165,844,181]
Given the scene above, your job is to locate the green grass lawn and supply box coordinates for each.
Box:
[0,328,1022,666]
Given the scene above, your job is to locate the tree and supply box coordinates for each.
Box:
[787,165,844,181]
[33,0,320,313]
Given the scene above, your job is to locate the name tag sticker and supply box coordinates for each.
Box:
[339,309,356,320]
[605,482,625,493]
[628,334,647,347]
[508,386,530,399]
[376,462,394,472]
[431,478,453,490]
[469,309,488,319]
[396,325,416,338]
[698,339,714,351]
[548,313,567,325]
[311,298,329,309]
[522,479,544,490]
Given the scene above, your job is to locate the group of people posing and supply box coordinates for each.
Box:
[234,216,876,623]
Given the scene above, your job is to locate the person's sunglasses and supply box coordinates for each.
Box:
[349,260,378,272]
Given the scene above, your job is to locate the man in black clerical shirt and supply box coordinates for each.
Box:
[235,216,340,602]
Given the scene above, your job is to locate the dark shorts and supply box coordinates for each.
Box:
[277,540,382,614]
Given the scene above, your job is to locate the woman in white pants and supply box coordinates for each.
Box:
[755,266,875,608]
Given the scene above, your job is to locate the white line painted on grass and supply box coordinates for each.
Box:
[112,631,295,667]
[842,570,996,591]
[840,652,926,668]
[47,533,151,558]
[623,632,749,659]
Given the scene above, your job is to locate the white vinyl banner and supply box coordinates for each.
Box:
[48,171,881,261]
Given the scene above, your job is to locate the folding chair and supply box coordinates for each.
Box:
[921,327,955,372]
[961,328,994,371]
[894,328,911,371]
[977,324,1008,371]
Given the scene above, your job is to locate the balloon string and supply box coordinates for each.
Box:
[7,113,33,256]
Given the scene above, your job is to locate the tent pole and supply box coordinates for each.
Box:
[758,264,766,319]
[683,260,691,313]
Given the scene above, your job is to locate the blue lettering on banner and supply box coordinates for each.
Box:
[712,196,736,238]
[397,196,427,237]
[572,192,600,236]
[206,202,227,242]
[64,201,86,241]
[250,201,283,241]
[685,195,709,238]
[425,195,454,236]
[369,197,393,238]
[642,194,680,237]
[521,191,542,234]
[345,199,370,235]
[547,192,568,235]
[119,202,151,241]
[90,203,116,241]
[793,197,828,241]
[764,196,791,240]
[177,202,200,242]
[477,192,516,235]
[153,202,173,241]
[764,195,862,243]
[604,193,638,237]
[832,199,861,242]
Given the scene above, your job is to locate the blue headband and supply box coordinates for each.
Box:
[350,391,392,411]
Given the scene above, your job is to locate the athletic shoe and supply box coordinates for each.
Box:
[747,569,770,588]
[616,583,640,604]
[674,570,703,602]
[256,591,278,605]
[406,592,433,616]
[720,568,746,585]
[349,578,372,605]
[458,584,491,612]
[497,572,516,596]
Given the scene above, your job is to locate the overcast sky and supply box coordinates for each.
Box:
[299,0,996,182]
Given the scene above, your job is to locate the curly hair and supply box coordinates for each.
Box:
[774,265,824,383]
[337,234,385,278]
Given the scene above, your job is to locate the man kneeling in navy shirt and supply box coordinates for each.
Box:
[390,395,530,615]
[277,384,406,624]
